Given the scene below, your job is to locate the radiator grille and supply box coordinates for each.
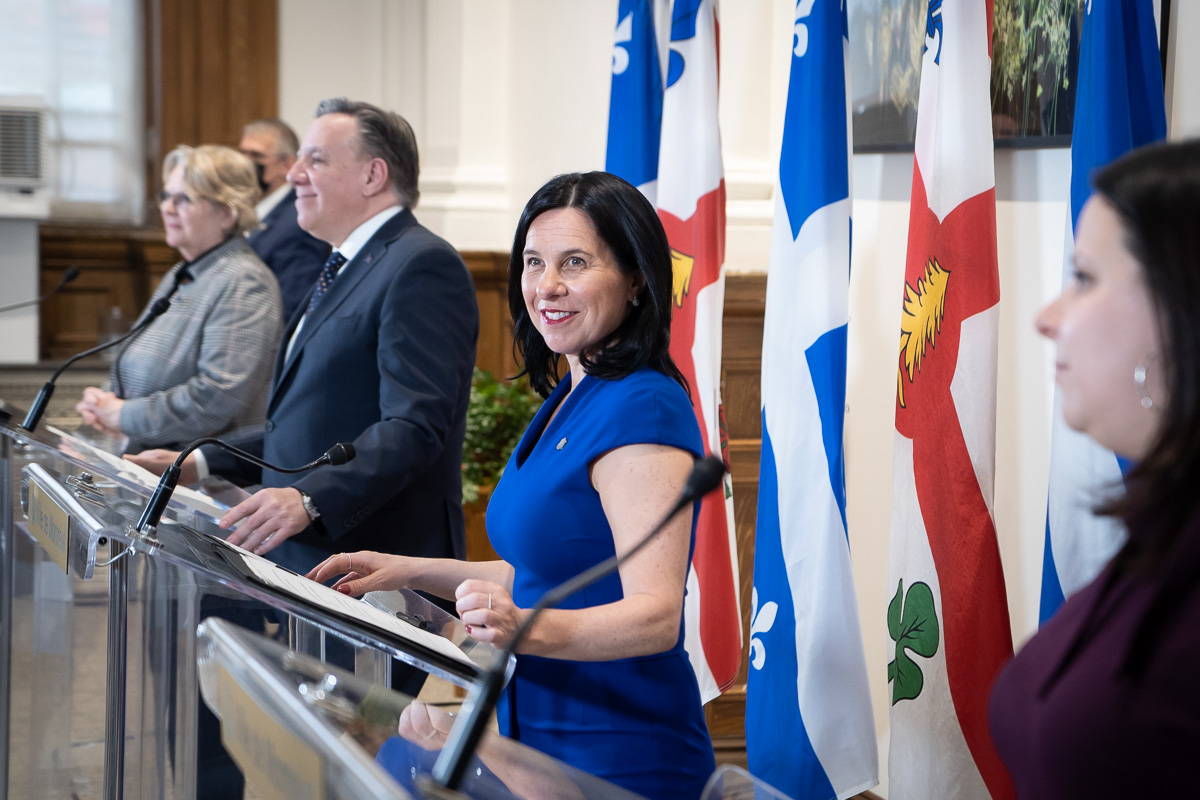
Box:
[0,108,45,186]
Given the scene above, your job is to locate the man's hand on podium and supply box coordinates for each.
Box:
[220,487,309,556]
[125,449,199,485]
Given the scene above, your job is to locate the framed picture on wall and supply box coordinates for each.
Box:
[847,0,1172,152]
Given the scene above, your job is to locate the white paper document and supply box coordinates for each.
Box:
[47,425,226,515]
[221,538,473,668]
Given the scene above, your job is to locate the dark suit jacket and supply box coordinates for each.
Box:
[246,188,331,319]
[208,209,478,566]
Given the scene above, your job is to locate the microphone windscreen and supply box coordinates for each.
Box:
[682,455,726,502]
[61,266,81,286]
[324,442,356,465]
[147,297,171,317]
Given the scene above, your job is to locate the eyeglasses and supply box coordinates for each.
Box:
[159,191,194,209]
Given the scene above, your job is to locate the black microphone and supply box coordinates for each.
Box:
[135,438,357,532]
[0,266,80,314]
[20,297,172,433]
[428,454,727,792]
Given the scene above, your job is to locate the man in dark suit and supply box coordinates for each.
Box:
[138,99,477,575]
[239,119,331,319]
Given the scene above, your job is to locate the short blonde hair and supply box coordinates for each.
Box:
[163,145,261,235]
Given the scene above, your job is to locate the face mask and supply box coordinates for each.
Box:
[254,162,269,194]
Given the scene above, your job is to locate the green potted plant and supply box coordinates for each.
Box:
[460,368,542,559]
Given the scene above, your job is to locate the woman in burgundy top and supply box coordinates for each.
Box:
[989,140,1200,797]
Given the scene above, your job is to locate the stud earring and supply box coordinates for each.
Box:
[631,296,640,307]
[1134,361,1155,409]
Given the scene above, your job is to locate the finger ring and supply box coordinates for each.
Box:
[347,553,353,572]
[488,592,492,610]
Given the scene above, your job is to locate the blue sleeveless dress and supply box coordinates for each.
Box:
[485,369,716,800]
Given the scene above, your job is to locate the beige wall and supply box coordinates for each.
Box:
[277,2,1196,795]
[1167,0,1200,138]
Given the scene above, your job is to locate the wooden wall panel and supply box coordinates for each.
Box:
[39,227,177,359]
[197,3,230,142]
[461,251,518,380]
[151,0,278,190]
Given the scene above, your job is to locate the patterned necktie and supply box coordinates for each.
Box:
[307,251,347,315]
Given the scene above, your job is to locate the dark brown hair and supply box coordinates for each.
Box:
[508,172,686,398]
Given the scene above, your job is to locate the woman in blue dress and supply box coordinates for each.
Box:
[309,171,717,800]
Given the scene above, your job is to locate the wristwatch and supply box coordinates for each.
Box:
[298,490,321,521]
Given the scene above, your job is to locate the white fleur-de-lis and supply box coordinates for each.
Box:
[749,587,778,671]
[792,0,818,58]
[612,12,633,75]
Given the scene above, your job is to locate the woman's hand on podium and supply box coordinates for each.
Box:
[306,550,413,595]
[455,579,526,650]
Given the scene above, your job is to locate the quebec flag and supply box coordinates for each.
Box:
[745,2,877,798]
[1040,0,1167,623]
[606,0,669,203]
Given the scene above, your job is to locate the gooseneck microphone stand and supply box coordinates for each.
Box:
[21,296,172,433]
[0,265,80,314]
[135,438,356,533]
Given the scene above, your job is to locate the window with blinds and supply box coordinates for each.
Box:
[0,0,143,223]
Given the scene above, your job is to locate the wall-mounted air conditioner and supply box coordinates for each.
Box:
[0,98,50,219]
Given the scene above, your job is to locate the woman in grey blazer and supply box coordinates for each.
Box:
[76,145,283,450]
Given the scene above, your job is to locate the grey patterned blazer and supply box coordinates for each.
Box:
[112,236,284,450]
